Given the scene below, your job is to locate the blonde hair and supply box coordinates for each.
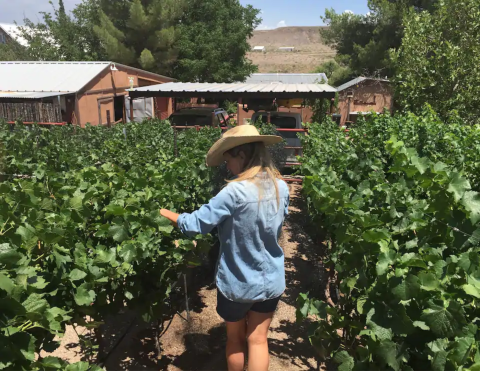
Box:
[226,142,282,206]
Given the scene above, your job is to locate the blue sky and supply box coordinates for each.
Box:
[240,0,370,29]
[0,0,369,26]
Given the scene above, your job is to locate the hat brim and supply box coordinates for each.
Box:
[206,135,283,167]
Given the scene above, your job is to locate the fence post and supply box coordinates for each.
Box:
[130,97,134,122]
[106,110,111,128]
[184,274,190,321]
[211,112,216,127]
[267,111,271,124]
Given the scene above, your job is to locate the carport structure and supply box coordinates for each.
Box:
[129,82,336,123]
[129,82,336,180]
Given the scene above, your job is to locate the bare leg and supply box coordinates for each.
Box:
[225,319,247,371]
[246,311,274,371]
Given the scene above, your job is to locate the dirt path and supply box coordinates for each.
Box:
[54,184,327,370]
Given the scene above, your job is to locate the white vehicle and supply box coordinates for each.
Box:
[250,112,303,165]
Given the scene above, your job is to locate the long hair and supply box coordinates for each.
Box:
[226,142,282,206]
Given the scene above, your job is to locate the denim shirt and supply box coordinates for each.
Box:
[177,174,290,303]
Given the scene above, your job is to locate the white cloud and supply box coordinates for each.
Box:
[276,20,287,28]
[0,0,79,23]
[344,10,354,14]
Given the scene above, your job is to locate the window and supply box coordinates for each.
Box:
[214,114,221,127]
[0,33,6,44]
[169,114,211,126]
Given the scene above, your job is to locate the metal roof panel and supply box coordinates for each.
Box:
[335,77,390,91]
[130,82,336,100]
[131,82,336,93]
[245,73,328,84]
[0,61,112,93]
[0,91,72,99]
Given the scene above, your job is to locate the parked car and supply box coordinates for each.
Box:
[250,112,303,164]
[168,107,230,127]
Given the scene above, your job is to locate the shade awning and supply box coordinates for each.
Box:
[129,82,336,100]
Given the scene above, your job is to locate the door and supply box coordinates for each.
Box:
[125,97,154,122]
[114,96,125,122]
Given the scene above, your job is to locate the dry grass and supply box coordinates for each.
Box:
[247,26,336,73]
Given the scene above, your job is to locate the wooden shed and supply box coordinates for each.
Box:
[0,61,176,126]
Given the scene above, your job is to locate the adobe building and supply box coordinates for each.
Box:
[0,61,175,126]
[335,77,393,126]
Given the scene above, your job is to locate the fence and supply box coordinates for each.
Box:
[0,102,62,123]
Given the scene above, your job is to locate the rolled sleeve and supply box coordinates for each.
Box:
[177,185,237,238]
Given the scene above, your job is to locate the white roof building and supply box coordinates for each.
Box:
[0,23,28,46]
[245,73,328,84]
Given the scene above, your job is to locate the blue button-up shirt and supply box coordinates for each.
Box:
[177,174,289,303]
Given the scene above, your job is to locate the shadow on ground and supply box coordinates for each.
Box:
[282,185,328,306]
[96,185,332,370]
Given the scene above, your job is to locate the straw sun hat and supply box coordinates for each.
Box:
[206,125,282,167]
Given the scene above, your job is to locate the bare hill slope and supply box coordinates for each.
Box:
[247,26,336,73]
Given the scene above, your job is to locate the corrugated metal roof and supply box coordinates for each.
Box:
[0,61,112,93]
[0,91,71,99]
[245,73,328,84]
[0,23,28,46]
[0,61,176,95]
[336,77,390,91]
[132,82,336,94]
[335,77,367,91]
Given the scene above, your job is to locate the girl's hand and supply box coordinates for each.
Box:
[160,209,179,227]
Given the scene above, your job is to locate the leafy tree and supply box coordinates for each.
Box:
[0,41,31,61]
[313,60,353,86]
[173,0,261,82]
[3,0,107,61]
[321,1,439,78]
[392,0,480,124]
[93,0,185,74]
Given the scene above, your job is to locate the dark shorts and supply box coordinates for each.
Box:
[216,290,281,322]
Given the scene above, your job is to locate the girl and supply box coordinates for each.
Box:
[160,125,289,371]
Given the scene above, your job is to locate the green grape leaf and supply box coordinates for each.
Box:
[108,224,129,242]
[74,283,96,306]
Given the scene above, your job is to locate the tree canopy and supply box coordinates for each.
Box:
[173,0,260,82]
[0,0,260,82]
[392,0,480,124]
[93,0,184,74]
[320,0,439,80]
[0,0,107,61]
[312,60,352,87]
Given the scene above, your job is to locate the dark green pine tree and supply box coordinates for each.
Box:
[93,0,184,74]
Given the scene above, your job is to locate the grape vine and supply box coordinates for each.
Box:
[298,108,480,370]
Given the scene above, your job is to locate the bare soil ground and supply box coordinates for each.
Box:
[48,184,328,370]
[247,27,336,73]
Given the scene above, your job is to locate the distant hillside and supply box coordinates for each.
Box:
[247,26,336,73]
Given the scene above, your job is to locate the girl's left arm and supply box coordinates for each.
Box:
[160,209,179,227]
[161,185,237,238]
